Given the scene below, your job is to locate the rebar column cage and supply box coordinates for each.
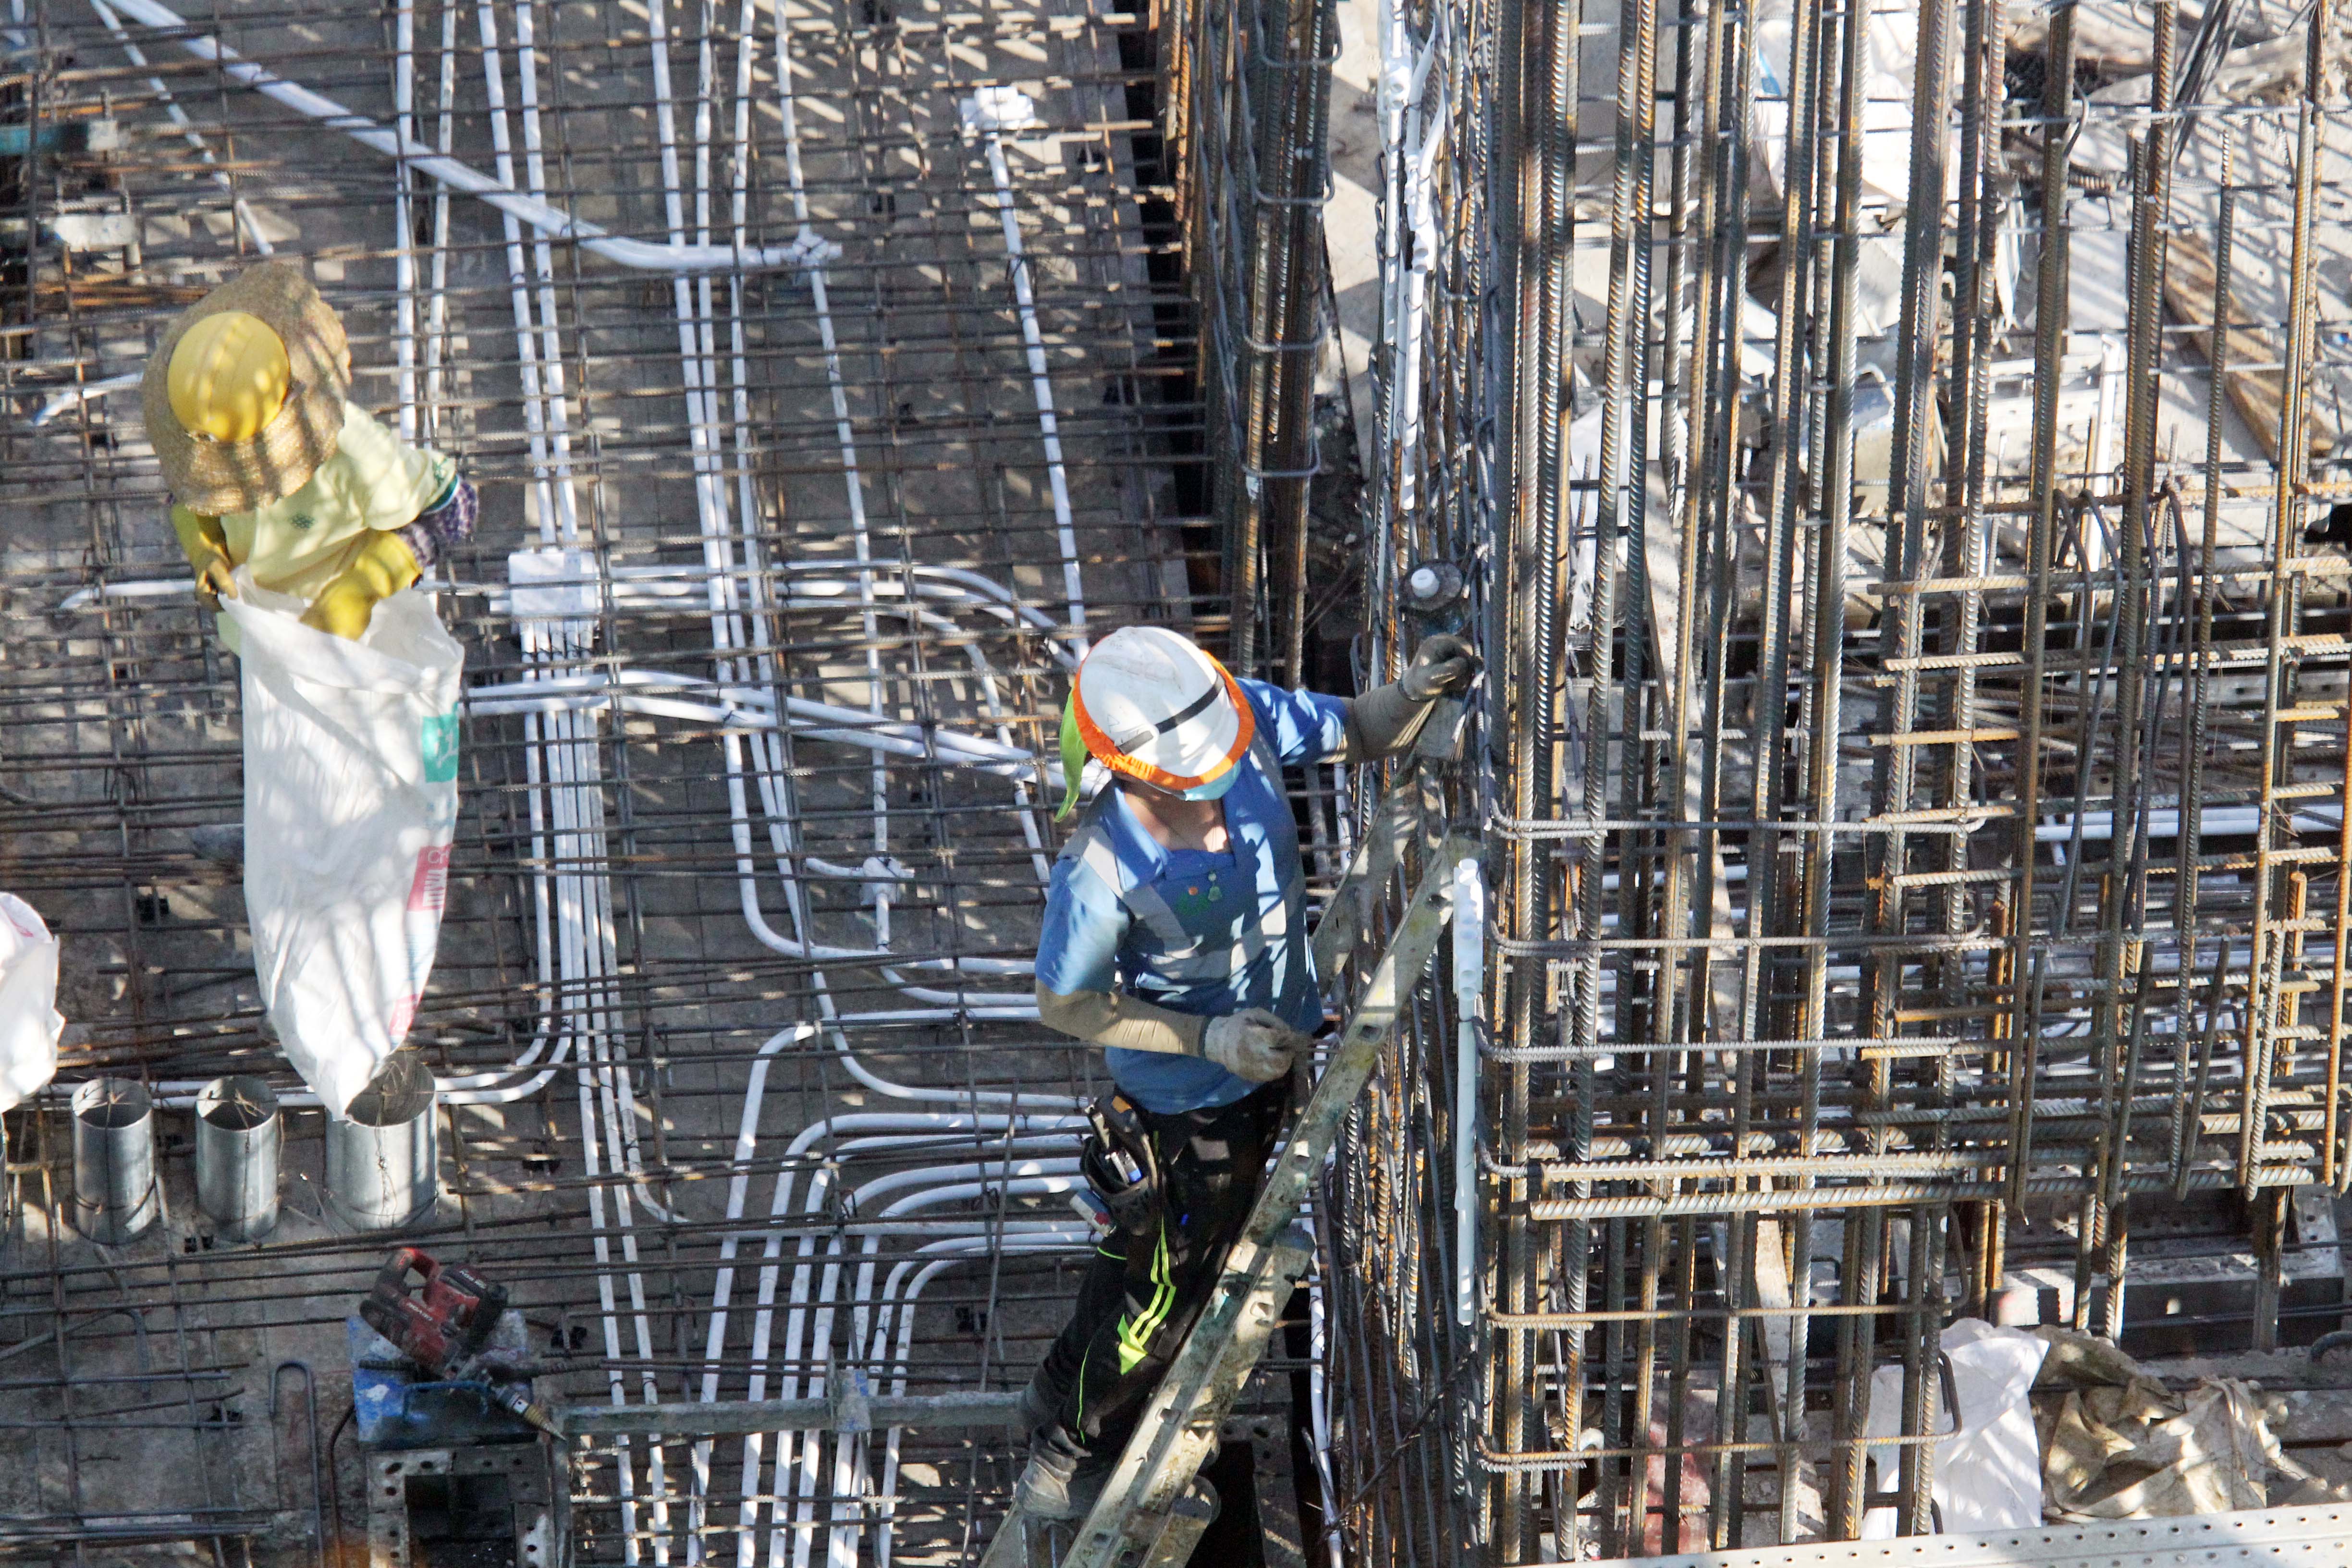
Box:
[1327,0,2352,1557]
[1160,0,1338,683]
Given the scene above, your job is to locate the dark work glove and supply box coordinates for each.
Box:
[1400,634,1482,701]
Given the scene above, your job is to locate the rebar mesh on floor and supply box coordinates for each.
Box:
[0,0,1311,1561]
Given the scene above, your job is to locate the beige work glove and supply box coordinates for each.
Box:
[1201,1009,1311,1083]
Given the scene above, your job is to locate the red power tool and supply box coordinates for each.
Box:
[359,1247,559,1437]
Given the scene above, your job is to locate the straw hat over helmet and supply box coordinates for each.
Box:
[1058,626,1255,817]
[142,260,351,516]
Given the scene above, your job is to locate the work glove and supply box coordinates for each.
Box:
[301,530,422,641]
[1201,1009,1311,1083]
[191,551,238,612]
[171,506,238,612]
[1400,633,1482,701]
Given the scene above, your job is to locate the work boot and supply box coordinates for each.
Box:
[1014,1421,1112,1520]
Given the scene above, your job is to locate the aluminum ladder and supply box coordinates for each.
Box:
[980,769,1474,1568]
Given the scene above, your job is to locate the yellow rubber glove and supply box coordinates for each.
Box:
[300,531,422,641]
[170,505,238,611]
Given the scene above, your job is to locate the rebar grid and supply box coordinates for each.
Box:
[1157,0,1338,686]
[0,0,1335,1561]
[1328,0,2352,1558]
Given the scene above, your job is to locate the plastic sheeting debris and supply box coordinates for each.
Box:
[221,572,464,1117]
[0,893,62,1114]
[2032,1328,2341,1519]
[1751,0,1937,211]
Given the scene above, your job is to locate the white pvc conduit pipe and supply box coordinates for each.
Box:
[961,90,1088,655]
[733,1149,1081,1568]
[421,1,457,442]
[57,567,1076,661]
[459,12,669,1509]
[866,1235,1087,1568]
[96,0,834,273]
[392,2,418,438]
[686,1082,1083,1527]
[784,1168,1081,1568]
[475,1,576,543]
[86,0,271,253]
[464,671,1054,784]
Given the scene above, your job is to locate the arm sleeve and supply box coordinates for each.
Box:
[1032,852,1204,1054]
[334,404,460,530]
[170,504,229,562]
[1034,983,1206,1055]
[1238,678,1350,767]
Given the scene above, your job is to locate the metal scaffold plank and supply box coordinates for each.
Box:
[1604,1504,2352,1568]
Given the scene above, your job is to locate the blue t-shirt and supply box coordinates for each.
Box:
[1034,678,1348,1112]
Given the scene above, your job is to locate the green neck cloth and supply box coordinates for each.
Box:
[1056,699,1090,820]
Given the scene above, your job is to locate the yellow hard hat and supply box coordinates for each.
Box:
[166,310,291,443]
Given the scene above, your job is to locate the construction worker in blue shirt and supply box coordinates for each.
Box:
[1016,623,1478,1517]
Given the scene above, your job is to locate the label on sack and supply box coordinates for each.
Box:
[408,845,453,914]
[422,710,460,784]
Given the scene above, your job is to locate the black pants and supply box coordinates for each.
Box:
[1031,1079,1290,1458]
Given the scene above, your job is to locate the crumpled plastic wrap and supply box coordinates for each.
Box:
[0,893,63,1114]
[2032,1328,2340,1519]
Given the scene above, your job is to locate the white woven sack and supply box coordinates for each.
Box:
[220,570,463,1116]
[0,893,62,1113]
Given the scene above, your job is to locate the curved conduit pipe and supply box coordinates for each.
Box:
[94,0,835,273]
[621,3,1085,1043]
[960,88,1089,654]
[820,1176,1095,1565]
[668,4,1096,1137]
[683,1064,1083,1540]
[731,1155,1083,1567]
[711,594,1054,1006]
[605,0,1058,1031]
[780,1168,1084,1568]
[56,565,1079,661]
[864,1235,1089,1568]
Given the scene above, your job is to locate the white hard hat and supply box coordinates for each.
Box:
[1059,627,1253,815]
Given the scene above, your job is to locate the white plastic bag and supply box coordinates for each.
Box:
[1862,1317,2050,1536]
[220,571,463,1117]
[0,893,63,1113]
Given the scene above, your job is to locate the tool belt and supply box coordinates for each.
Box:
[1080,1088,1161,1235]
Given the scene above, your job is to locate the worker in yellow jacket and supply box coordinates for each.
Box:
[142,260,475,640]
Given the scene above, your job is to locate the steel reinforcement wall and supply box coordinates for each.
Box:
[1330,0,2352,1556]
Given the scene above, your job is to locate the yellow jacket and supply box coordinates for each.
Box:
[173,401,454,600]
